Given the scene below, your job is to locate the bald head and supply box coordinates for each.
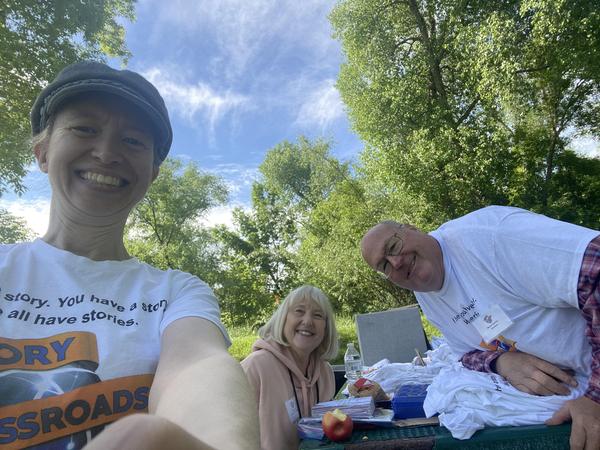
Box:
[360,222,404,266]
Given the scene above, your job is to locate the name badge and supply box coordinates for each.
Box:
[285,397,300,424]
[473,304,513,343]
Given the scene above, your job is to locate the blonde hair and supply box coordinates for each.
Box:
[259,285,339,360]
[30,119,54,152]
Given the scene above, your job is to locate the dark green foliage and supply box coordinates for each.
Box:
[331,0,600,227]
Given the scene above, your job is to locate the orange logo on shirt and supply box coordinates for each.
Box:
[0,332,153,449]
[0,374,153,449]
[0,332,99,371]
[479,335,517,352]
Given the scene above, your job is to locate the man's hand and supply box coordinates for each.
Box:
[546,396,600,450]
[494,351,577,396]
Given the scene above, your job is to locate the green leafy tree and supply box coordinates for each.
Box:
[212,137,351,325]
[125,159,228,283]
[330,0,600,227]
[297,177,414,315]
[213,182,301,327]
[256,137,415,315]
[0,208,33,243]
[260,136,351,222]
[546,150,600,230]
[464,0,600,224]
[1,0,135,194]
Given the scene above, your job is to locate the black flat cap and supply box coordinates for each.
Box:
[31,60,173,164]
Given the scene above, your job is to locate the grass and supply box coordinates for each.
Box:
[228,314,441,364]
[228,324,259,361]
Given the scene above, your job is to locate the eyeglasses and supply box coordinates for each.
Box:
[377,233,404,279]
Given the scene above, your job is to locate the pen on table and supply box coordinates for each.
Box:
[414,348,426,366]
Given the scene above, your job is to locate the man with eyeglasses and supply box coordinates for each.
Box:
[361,205,600,450]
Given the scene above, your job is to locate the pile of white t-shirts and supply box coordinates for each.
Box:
[344,342,461,396]
[423,364,589,440]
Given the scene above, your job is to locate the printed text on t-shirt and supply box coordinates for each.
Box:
[0,289,167,329]
[451,298,480,325]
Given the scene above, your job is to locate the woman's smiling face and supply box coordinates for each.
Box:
[35,93,158,223]
[283,298,327,360]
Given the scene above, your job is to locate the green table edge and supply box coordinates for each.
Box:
[300,423,572,449]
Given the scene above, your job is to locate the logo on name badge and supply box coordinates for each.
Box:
[473,304,513,343]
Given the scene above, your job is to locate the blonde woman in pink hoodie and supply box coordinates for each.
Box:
[242,285,339,450]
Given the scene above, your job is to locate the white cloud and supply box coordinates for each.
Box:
[209,163,260,197]
[143,68,248,136]
[139,0,339,80]
[571,135,600,158]
[131,0,351,145]
[295,79,345,130]
[199,204,249,230]
[0,198,50,237]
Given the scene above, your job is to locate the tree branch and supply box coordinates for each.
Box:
[456,96,480,127]
[514,65,551,75]
[406,0,454,126]
[397,36,420,45]
[381,0,407,11]
[557,79,590,132]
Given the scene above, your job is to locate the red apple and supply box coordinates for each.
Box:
[321,408,353,442]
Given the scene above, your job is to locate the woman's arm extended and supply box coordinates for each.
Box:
[149,316,260,450]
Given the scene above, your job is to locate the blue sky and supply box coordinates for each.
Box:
[2,0,363,235]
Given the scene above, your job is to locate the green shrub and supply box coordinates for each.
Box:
[331,316,357,365]
[228,325,259,361]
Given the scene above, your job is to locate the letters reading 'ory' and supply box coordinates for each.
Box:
[0,337,75,367]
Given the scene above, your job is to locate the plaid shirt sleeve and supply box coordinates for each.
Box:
[577,235,600,404]
[459,349,502,373]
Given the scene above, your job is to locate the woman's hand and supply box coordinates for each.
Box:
[494,351,577,396]
[83,414,216,450]
[348,378,389,402]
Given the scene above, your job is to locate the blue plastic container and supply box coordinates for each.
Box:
[391,383,428,419]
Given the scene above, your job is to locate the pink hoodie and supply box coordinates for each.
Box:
[241,338,335,450]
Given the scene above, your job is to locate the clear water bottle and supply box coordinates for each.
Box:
[344,342,362,382]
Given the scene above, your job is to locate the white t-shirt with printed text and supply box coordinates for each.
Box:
[0,239,229,449]
[415,206,599,377]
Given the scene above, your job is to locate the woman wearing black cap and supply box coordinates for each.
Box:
[0,61,259,450]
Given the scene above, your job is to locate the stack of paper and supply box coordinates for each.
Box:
[311,396,375,420]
